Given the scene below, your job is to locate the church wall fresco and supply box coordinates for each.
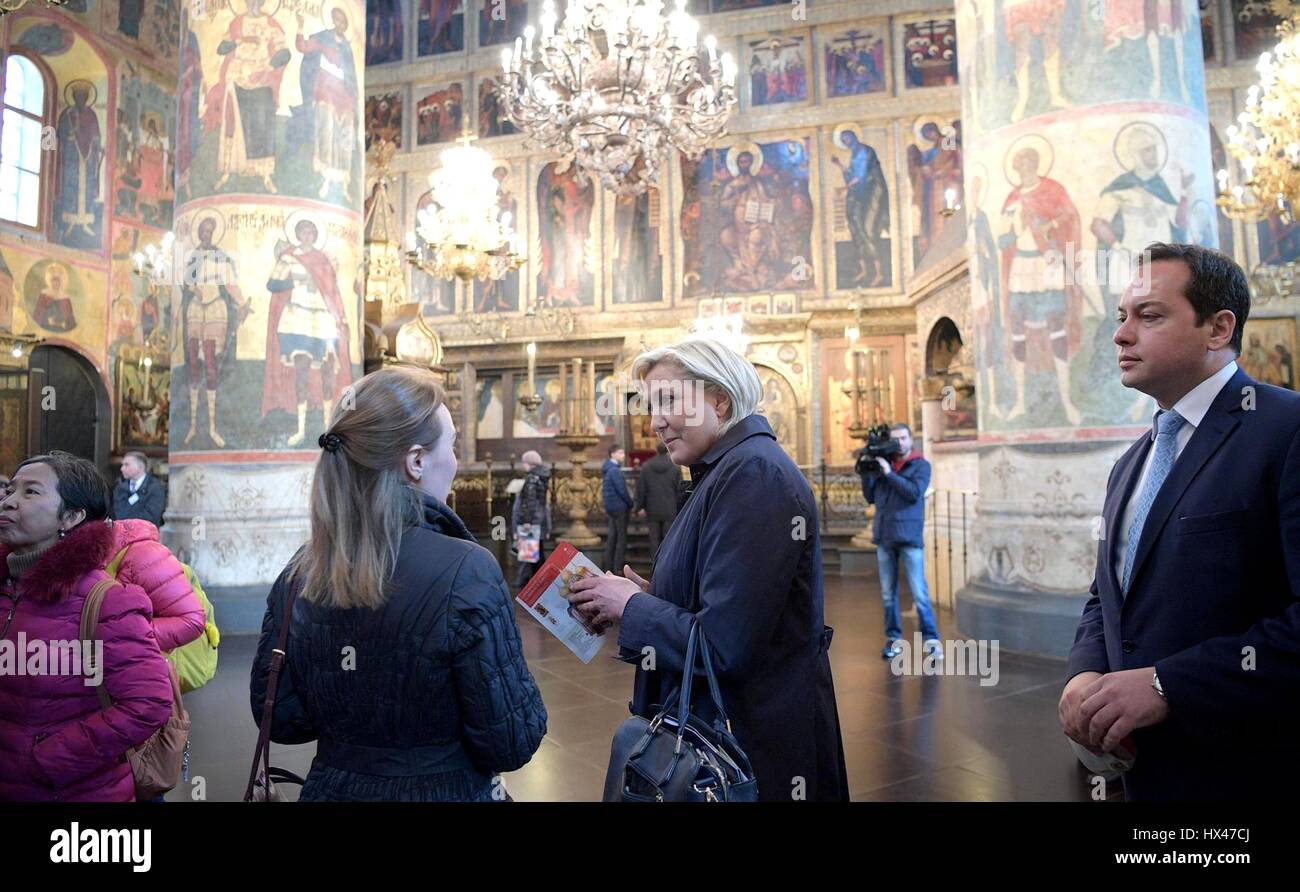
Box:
[532,157,601,309]
[824,124,897,292]
[0,7,177,428]
[958,0,1218,436]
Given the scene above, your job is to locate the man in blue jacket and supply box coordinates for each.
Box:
[860,424,940,659]
[602,445,633,572]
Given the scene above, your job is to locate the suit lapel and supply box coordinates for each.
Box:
[1124,369,1249,600]
[1104,438,1150,600]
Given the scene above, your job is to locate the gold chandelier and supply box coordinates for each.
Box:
[407,132,524,283]
[1217,2,1300,224]
[0,0,68,16]
[499,0,737,195]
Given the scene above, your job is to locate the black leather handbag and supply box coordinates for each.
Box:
[603,622,758,802]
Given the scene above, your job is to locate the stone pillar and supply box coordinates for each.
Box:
[166,1,365,614]
[954,2,1217,655]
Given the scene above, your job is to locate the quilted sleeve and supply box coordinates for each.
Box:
[31,583,173,789]
[448,548,547,774]
[124,540,206,652]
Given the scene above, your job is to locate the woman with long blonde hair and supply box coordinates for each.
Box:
[250,365,546,801]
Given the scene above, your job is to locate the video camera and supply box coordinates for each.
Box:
[854,424,901,476]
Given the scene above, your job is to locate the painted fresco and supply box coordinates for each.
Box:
[184,3,362,208]
[1240,317,1296,390]
[114,63,176,229]
[366,91,404,149]
[903,18,958,88]
[478,77,515,138]
[746,32,810,107]
[479,0,528,48]
[366,0,404,65]
[680,138,816,296]
[829,124,892,290]
[472,161,523,313]
[415,82,463,146]
[105,0,182,66]
[824,25,887,98]
[419,0,466,56]
[907,116,963,270]
[610,187,664,304]
[1232,0,1284,60]
[535,159,597,308]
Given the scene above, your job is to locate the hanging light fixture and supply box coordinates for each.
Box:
[499,0,738,195]
[1217,3,1300,224]
[407,132,524,283]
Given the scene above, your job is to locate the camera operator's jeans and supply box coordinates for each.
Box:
[876,544,939,643]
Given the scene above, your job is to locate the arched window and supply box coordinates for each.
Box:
[0,52,52,230]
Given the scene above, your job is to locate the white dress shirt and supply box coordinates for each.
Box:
[1112,360,1239,586]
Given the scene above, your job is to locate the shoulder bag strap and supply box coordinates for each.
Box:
[243,579,299,801]
[79,578,118,713]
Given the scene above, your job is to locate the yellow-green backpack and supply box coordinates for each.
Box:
[106,547,220,694]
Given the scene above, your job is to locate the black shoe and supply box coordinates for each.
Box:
[881,640,903,659]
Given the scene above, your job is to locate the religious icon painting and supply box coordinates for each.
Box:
[826,124,894,291]
[479,0,528,48]
[822,23,888,100]
[534,158,600,308]
[747,295,771,315]
[23,259,84,334]
[744,31,812,108]
[50,78,107,251]
[366,90,404,150]
[115,66,176,230]
[1231,0,1285,62]
[905,115,963,272]
[774,295,796,316]
[1239,317,1296,391]
[477,76,517,138]
[414,81,464,146]
[901,17,958,89]
[366,0,404,65]
[698,298,720,319]
[1200,0,1219,64]
[410,178,460,316]
[419,0,465,56]
[604,182,669,308]
[676,135,819,298]
[472,159,524,313]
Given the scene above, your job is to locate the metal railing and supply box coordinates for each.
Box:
[924,489,976,612]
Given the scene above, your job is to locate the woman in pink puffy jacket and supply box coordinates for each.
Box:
[108,518,205,653]
[0,452,173,801]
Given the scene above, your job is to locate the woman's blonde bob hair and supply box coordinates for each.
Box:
[290,365,448,610]
[631,336,763,438]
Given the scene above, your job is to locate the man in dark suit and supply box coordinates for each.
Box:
[633,441,680,563]
[111,451,166,528]
[1059,242,1300,801]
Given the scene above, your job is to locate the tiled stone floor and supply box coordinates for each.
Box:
[170,573,1094,802]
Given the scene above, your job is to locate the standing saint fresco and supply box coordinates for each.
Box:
[203,0,291,194]
[262,215,355,446]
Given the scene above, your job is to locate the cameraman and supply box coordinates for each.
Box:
[858,423,941,660]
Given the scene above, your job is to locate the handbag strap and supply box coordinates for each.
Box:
[79,578,118,713]
[243,579,298,801]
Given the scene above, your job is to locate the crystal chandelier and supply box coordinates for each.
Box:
[1217,3,1300,224]
[499,0,738,196]
[407,133,524,283]
[0,0,68,16]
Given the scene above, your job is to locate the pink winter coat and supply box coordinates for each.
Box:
[0,520,173,801]
[109,519,204,652]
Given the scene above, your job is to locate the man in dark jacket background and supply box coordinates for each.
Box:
[111,451,166,528]
[511,450,551,589]
[602,445,633,572]
[633,441,679,563]
[860,423,940,659]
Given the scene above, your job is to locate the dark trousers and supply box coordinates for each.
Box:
[515,542,547,590]
[604,511,629,572]
[646,517,672,562]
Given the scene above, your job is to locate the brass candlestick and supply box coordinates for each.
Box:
[553,356,601,546]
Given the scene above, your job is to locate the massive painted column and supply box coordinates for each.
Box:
[954,2,1217,654]
[165,1,365,599]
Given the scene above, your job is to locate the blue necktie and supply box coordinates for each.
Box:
[1121,409,1186,594]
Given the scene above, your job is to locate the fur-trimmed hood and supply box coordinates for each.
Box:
[0,520,117,602]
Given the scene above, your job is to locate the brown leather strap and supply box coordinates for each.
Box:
[79,578,117,713]
[244,580,298,801]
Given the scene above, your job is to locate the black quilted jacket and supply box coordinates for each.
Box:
[250,494,547,801]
